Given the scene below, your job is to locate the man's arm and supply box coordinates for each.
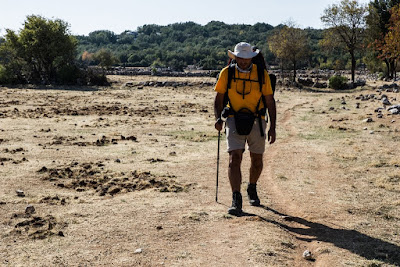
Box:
[214,92,225,131]
[264,94,276,144]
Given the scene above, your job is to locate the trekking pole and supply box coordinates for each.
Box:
[216,131,221,202]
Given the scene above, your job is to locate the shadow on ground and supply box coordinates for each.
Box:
[245,206,400,265]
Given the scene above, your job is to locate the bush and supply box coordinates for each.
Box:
[0,65,8,84]
[329,75,348,90]
[56,65,82,85]
[85,69,110,86]
[0,64,24,84]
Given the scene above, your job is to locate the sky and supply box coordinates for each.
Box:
[1,0,372,36]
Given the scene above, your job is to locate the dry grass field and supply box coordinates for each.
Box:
[0,75,399,266]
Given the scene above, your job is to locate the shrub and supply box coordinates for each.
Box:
[85,69,110,86]
[0,65,7,84]
[329,75,348,90]
[56,65,82,85]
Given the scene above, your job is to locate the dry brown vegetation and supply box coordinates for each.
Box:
[0,75,399,266]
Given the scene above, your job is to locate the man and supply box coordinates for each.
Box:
[214,42,276,216]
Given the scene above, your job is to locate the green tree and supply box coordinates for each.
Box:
[365,0,400,78]
[0,15,77,84]
[268,23,310,82]
[93,48,118,69]
[321,0,368,83]
[88,30,117,45]
[378,4,400,79]
[0,32,26,83]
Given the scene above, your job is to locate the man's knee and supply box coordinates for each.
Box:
[251,153,263,170]
[229,150,243,166]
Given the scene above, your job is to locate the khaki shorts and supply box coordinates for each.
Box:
[225,117,267,154]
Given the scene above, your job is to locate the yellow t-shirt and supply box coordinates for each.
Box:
[214,64,273,113]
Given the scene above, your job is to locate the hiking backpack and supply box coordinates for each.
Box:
[223,54,276,108]
[220,53,276,136]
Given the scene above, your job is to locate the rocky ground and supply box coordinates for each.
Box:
[0,75,399,266]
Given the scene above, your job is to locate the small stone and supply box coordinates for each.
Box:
[134,248,142,254]
[25,205,35,214]
[364,118,373,123]
[169,152,177,156]
[382,98,391,105]
[16,190,25,197]
[303,250,313,260]
[115,159,121,163]
[370,131,375,134]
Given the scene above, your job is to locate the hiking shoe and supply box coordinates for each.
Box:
[228,191,242,216]
[247,183,260,206]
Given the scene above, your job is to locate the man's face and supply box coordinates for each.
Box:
[236,57,252,70]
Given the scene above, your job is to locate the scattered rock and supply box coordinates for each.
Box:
[134,248,143,254]
[382,97,391,105]
[148,158,165,163]
[363,118,373,123]
[16,190,25,197]
[312,82,327,88]
[25,205,35,215]
[37,166,48,173]
[388,104,400,114]
[303,250,313,260]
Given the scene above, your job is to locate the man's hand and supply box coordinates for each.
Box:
[268,128,276,144]
[215,119,223,132]
[214,93,225,131]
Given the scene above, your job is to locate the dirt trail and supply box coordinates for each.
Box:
[260,91,400,266]
[260,96,342,266]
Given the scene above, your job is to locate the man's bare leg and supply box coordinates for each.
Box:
[228,149,244,215]
[247,152,263,206]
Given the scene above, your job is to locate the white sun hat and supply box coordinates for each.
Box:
[228,42,259,59]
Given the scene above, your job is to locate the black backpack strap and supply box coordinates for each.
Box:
[227,64,235,90]
[269,73,276,95]
[223,64,236,108]
[257,63,265,92]
[255,96,265,137]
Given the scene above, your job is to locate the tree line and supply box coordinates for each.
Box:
[1,0,400,85]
